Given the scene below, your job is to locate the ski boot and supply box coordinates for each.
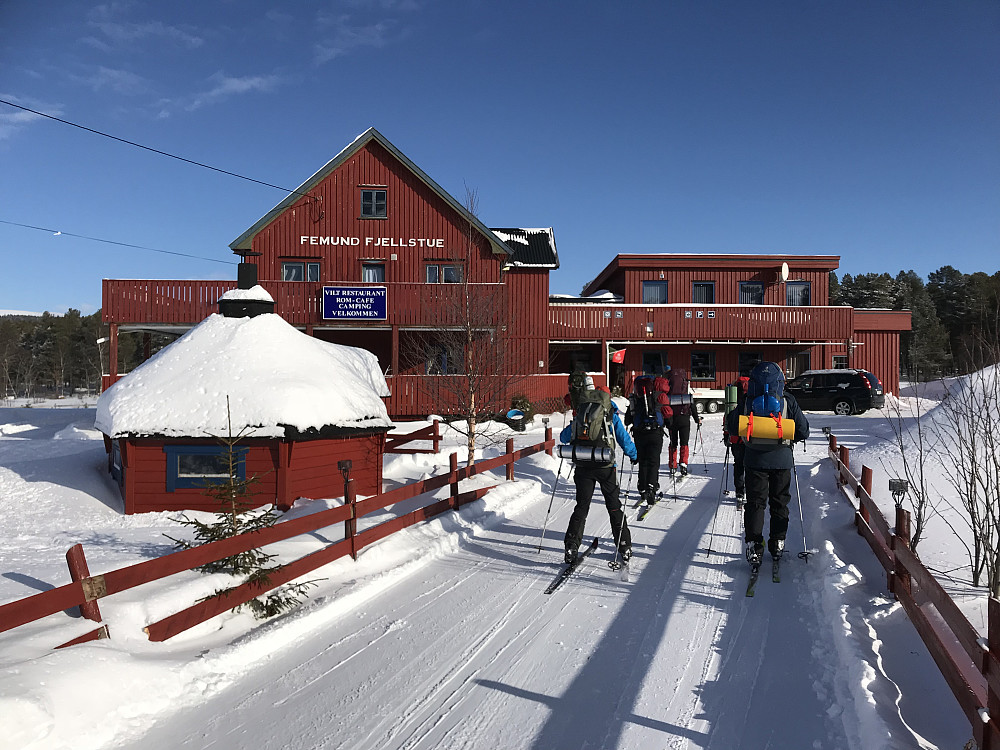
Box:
[619,545,632,564]
[745,541,764,567]
[679,463,689,476]
[564,546,579,565]
[768,538,785,560]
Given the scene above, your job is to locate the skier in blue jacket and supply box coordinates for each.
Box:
[560,386,638,565]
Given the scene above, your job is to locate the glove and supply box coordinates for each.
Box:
[629,455,637,466]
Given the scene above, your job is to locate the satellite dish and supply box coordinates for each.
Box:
[780,262,789,281]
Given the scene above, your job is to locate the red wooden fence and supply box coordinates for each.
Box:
[0,429,555,646]
[384,420,440,454]
[827,432,1000,749]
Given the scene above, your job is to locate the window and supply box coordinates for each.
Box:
[691,351,716,381]
[163,445,247,492]
[833,355,848,369]
[425,343,463,375]
[642,281,668,304]
[692,282,715,304]
[362,262,385,282]
[786,281,811,306]
[426,264,462,283]
[360,189,387,218]
[739,282,764,305]
[737,352,762,377]
[282,261,320,282]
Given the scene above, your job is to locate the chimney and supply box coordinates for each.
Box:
[219,253,275,318]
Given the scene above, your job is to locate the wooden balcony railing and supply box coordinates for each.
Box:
[102,280,502,327]
[548,303,854,343]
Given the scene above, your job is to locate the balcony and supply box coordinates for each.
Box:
[548,303,854,343]
[102,280,502,328]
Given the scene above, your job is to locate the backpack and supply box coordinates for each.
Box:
[570,388,615,462]
[629,376,662,431]
[666,368,692,415]
[740,362,794,446]
[567,370,592,413]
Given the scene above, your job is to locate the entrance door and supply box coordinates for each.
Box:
[786,351,811,379]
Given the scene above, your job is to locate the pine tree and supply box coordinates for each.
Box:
[166,398,317,619]
[894,270,950,380]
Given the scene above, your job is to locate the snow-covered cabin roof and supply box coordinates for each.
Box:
[490,228,559,268]
[96,313,392,439]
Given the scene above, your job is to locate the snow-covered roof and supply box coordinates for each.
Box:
[96,313,392,439]
[218,285,274,303]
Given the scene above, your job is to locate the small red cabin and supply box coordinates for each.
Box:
[96,284,392,514]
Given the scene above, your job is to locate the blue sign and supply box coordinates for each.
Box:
[322,286,387,320]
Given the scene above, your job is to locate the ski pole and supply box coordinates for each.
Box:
[536,456,564,553]
[610,460,634,570]
[792,454,812,561]
[697,422,708,474]
[706,444,731,557]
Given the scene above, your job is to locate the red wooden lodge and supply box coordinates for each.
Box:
[101,127,910,422]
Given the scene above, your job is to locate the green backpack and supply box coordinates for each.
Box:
[571,388,615,460]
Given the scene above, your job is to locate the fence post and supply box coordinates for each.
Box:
[985,597,1000,750]
[338,460,357,561]
[506,438,515,481]
[545,426,553,457]
[65,544,103,624]
[450,452,459,510]
[890,505,912,598]
[858,465,872,530]
[433,419,440,453]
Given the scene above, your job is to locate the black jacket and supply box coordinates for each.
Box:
[724,393,810,470]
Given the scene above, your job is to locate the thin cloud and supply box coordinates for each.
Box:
[77,66,151,96]
[0,95,62,141]
[86,3,204,50]
[183,72,282,112]
[314,17,394,64]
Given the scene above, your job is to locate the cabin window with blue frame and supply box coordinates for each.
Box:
[642,281,668,304]
[786,281,811,306]
[282,261,320,282]
[738,351,762,377]
[360,188,387,218]
[163,445,248,492]
[110,439,125,489]
[739,281,764,305]
[692,281,715,304]
[691,351,716,381]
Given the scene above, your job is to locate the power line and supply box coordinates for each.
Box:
[0,219,235,265]
[0,97,319,202]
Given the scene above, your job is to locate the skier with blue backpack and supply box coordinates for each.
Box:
[724,361,810,568]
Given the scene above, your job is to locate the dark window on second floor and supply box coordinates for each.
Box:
[360,188,387,218]
[362,262,385,282]
[426,264,462,283]
[692,281,715,304]
[786,281,811,306]
[691,351,716,381]
[642,281,668,304]
[282,261,320,282]
[739,281,764,305]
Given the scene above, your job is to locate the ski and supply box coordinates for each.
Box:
[544,537,599,595]
[746,564,761,597]
[636,502,657,521]
[772,558,781,583]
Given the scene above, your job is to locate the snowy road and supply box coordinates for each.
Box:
[125,443,856,750]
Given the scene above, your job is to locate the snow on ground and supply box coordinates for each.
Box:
[0,395,977,750]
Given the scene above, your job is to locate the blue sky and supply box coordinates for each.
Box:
[1,0,997,315]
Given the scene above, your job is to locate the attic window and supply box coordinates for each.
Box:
[360,189,387,218]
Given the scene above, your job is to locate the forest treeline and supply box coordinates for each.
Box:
[2,264,998,398]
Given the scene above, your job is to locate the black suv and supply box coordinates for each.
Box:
[785,369,885,415]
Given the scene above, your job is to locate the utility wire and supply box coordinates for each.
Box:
[0,97,318,202]
[0,219,235,265]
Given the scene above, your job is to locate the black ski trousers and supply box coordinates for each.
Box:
[565,462,631,552]
[731,441,746,496]
[632,427,663,498]
[743,467,791,544]
[667,413,691,450]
